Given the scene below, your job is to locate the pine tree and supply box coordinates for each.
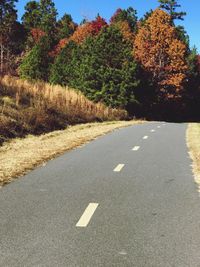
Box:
[49,41,78,85]
[22,1,41,30]
[110,7,137,32]
[50,26,140,109]
[22,0,57,38]
[19,36,52,80]
[158,0,186,21]
[56,14,77,40]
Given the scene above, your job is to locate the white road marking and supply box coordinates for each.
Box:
[132,146,140,151]
[143,136,148,139]
[151,129,155,132]
[76,203,99,227]
[114,164,125,172]
[157,126,161,128]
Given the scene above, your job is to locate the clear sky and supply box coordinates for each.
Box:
[16,0,200,53]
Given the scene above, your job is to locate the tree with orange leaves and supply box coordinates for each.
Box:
[70,16,107,44]
[50,16,107,56]
[134,9,188,99]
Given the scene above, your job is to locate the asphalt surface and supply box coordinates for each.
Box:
[1,122,200,267]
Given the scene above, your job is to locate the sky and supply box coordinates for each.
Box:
[16,0,200,53]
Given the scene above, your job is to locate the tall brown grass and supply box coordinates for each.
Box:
[0,76,127,121]
[0,76,127,144]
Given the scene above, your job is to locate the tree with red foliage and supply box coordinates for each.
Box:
[51,16,107,56]
[31,28,46,43]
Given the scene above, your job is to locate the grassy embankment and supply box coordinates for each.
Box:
[187,123,200,191]
[0,76,142,186]
[0,75,127,145]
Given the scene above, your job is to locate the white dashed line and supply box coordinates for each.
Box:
[114,164,125,172]
[132,146,140,151]
[143,136,148,139]
[151,129,155,132]
[76,203,99,227]
[157,126,161,128]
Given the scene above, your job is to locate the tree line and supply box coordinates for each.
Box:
[1,0,200,120]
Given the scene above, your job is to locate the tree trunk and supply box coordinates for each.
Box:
[0,42,4,74]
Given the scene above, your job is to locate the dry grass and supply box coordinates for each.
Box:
[0,76,128,144]
[0,75,127,121]
[187,123,200,192]
[0,120,143,186]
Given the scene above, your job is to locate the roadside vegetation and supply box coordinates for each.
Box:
[187,124,200,190]
[0,120,142,186]
[1,0,200,121]
[0,76,127,145]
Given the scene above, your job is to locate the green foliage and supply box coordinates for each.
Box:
[158,0,186,21]
[22,1,41,29]
[22,0,57,36]
[111,7,138,32]
[56,14,76,39]
[51,26,140,109]
[50,41,78,85]
[19,36,52,81]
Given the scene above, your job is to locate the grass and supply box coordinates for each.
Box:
[0,120,143,186]
[187,123,200,192]
[0,75,127,144]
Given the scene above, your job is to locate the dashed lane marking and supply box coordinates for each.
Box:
[114,164,125,172]
[76,203,99,227]
[132,146,140,151]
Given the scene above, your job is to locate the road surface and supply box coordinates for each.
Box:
[1,122,200,266]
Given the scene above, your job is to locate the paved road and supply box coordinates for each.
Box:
[1,122,200,267]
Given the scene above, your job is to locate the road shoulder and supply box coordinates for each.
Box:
[187,123,200,191]
[0,120,143,186]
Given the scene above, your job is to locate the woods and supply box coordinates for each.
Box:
[1,0,200,121]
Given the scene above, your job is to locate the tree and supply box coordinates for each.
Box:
[39,0,57,36]
[22,0,57,37]
[56,14,77,40]
[51,26,140,109]
[0,0,18,73]
[22,1,40,30]
[50,15,107,56]
[158,0,186,21]
[110,7,137,31]
[49,41,78,85]
[70,15,107,44]
[19,36,52,80]
[134,9,188,101]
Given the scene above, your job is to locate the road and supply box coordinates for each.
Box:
[1,122,200,266]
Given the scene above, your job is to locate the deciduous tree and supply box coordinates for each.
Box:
[134,9,188,100]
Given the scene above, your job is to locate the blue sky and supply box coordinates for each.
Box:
[16,0,200,52]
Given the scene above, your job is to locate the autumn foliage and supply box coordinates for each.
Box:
[134,9,188,99]
[116,20,135,42]
[31,28,46,43]
[51,16,107,56]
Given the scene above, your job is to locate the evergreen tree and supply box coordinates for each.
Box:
[158,0,186,21]
[22,1,40,30]
[56,14,77,40]
[51,26,140,109]
[50,41,78,85]
[22,0,57,37]
[19,36,52,80]
[110,7,137,32]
